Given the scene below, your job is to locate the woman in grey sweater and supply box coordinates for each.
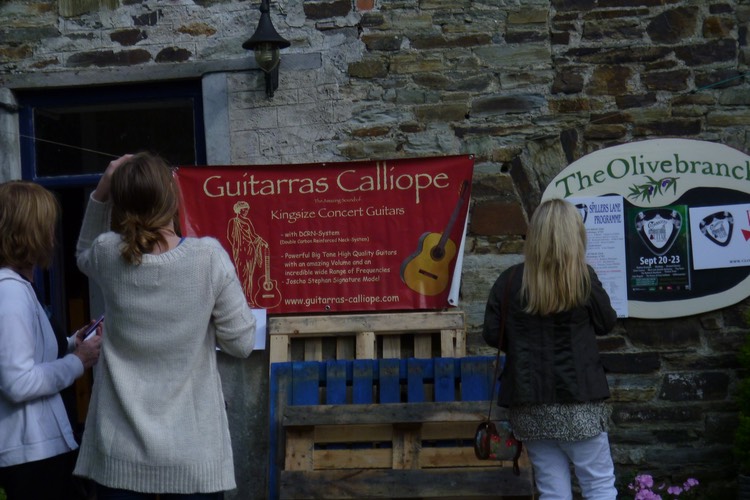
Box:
[73,153,257,499]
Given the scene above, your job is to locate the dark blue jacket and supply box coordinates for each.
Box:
[482,263,617,407]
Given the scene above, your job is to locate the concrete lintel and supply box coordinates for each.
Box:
[0,53,321,90]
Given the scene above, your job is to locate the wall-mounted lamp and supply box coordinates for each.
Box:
[242,0,290,98]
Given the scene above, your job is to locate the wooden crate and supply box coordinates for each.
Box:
[267,311,466,364]
[268,356,534,499]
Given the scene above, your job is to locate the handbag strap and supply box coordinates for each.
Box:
[487,266,516,421]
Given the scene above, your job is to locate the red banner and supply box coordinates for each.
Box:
[175,155,474,314]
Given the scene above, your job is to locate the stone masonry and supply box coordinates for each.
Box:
[2,0,750,498]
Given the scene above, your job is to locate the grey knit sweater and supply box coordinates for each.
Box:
[73,196,256,493]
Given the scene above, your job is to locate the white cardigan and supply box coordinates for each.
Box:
[73,196,256,494]
[0,268,83,467]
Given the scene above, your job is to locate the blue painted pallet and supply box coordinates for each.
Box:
[267,355,502,499]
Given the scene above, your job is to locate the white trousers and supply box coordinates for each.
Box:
[524,432,618,500]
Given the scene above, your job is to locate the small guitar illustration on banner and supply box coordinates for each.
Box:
[254,244,281,308]
[400,180,469,296]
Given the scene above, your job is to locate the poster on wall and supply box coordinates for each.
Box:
[174,155,474,315]
[690,203,750,270]
[542,139,750,319]
[627,205,691,294]
[569,195,628,318]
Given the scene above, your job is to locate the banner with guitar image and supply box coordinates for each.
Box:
[174,155,474,314]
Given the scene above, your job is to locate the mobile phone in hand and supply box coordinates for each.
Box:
[83,314,104,341]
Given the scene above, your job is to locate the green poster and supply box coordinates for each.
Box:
[627,205,691,293]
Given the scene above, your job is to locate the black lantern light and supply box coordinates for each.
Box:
[242,0,290,98]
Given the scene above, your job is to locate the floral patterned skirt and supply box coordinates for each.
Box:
[509,401,611,441]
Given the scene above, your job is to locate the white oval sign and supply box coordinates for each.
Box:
[542,139,750,319]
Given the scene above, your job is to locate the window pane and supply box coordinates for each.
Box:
[33,99,197,177]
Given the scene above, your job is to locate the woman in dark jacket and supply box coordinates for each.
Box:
[483,198,618,500]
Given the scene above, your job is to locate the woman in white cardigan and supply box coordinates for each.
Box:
[0,181,102,500]
[73,153,257,500]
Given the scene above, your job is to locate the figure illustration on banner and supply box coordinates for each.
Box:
[227,201,279,307]
[400,180,469,296]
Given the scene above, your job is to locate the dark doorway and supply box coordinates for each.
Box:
[16,79,206,425]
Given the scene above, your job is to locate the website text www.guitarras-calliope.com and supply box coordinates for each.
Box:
[284,294,401,308]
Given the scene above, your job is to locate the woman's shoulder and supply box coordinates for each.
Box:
[0,268,31,289]
[88,231,121,250]
[586,263,602,277]
[0,268,24,282]
[507,262,524,276]
[188,236,226,251]
[184,237,238,278]
[488,262,523,298]
[97,232,121,243]
[84,232,124,261]
[183,237,233,263]
[496,262,524,284]
[0,269,34,309]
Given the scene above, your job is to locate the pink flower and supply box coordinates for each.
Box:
[635,474,655,489]
[627,473,699,500]
[635,490,662,500]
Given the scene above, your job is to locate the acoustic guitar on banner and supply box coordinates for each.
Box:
[400,180,469,296]
[255,244,281,308]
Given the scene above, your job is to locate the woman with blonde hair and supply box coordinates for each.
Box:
[483,198,618,500]
[73,152,257,499]
[0,181,102,500]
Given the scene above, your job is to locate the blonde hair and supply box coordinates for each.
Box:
[0,181,59,270]
[110,152,180,265]
[521,198,591,315]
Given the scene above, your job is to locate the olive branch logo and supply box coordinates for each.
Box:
[627,176,679,203]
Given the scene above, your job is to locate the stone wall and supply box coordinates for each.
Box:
[2,0,749,497]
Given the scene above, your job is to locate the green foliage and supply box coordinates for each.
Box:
[617,470,637,499]
[0,487,5,500]
[627,175,679,202]
[737,413,750,475]
[740,374,750,416]
[736,320,750,475]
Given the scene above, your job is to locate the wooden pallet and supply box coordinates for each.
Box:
[268,357,534,499]
[268,311,466,364]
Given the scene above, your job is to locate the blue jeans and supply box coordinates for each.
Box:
[96,483,224,500]
[524,432,617,500]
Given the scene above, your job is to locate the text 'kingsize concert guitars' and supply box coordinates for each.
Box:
[400,180,469,296]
